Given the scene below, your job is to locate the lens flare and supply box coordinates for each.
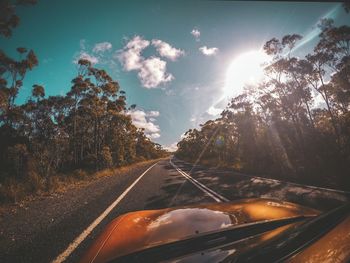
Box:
[224,50,271,98]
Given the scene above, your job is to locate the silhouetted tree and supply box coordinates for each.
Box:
[177,21,350,188]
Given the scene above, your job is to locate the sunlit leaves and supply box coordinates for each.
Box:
[32,85,45,99]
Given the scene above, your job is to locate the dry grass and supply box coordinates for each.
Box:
[195,158,241,170]
[0,158,164,208]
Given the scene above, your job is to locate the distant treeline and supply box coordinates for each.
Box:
[176,18,350,189]
[0,1,167,202]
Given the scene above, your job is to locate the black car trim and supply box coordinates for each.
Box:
[234,202,350,263]
[107,215,312,263]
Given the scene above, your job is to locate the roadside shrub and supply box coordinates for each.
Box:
[99,146,113,169]
[95,168,114,178]
[26,171,45,193]
[134,156,147,163]
[6,144,28,179]
[0,179,26,203]
[45,176,60,192]
[83,154,98,170]
[72,169,88,179]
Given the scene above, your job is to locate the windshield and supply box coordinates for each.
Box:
[0,1,349,263]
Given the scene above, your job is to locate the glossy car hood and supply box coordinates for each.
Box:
[79,198,319,263]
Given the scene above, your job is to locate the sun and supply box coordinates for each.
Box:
[223,50,271,98]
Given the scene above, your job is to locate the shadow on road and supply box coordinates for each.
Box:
[172,159,349,211]
[144,163,213,209]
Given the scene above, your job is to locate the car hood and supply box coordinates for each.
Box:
[79,198,319,263]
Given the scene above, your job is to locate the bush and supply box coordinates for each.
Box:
[0,179,26,203]
[6,144,28,179]
[99,146,113,169]
[26,171,45,193]
[72,169,88,179]
[45,176,60,192]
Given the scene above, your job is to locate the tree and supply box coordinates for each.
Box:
[0,0,37,38]
[0,49,38,125]
[0,0,167,203]
[176,22,350,187]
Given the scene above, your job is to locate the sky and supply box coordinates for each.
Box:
[2,0,350,151]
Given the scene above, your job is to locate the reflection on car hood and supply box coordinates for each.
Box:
[79,198,319,263]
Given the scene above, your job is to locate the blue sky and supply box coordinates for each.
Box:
[2,0,350,150]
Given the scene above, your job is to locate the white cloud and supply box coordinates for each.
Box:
[93,42,112,53]
[199,46,219,56]
[117,36,150,71]
[148,110,160,117]
[164,142,178,152]
[191,28,200,41]
[118,48,142,71]
[207,106,222,116]
[125,36,150,50]
[118,36,176,88]
[151,39,184,61]
[75,51,99,64]
[128,109,161,139]
[149,133,161,139]
[137,57,174,88]
[74,39,105,65]
[313,92,326,109]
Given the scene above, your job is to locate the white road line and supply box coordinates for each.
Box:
[170,159,229,203]
[52,161,159,263]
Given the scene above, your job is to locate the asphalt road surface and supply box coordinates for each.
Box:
[1,157,349,263]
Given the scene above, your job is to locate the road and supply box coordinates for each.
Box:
[0,157,349,263]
